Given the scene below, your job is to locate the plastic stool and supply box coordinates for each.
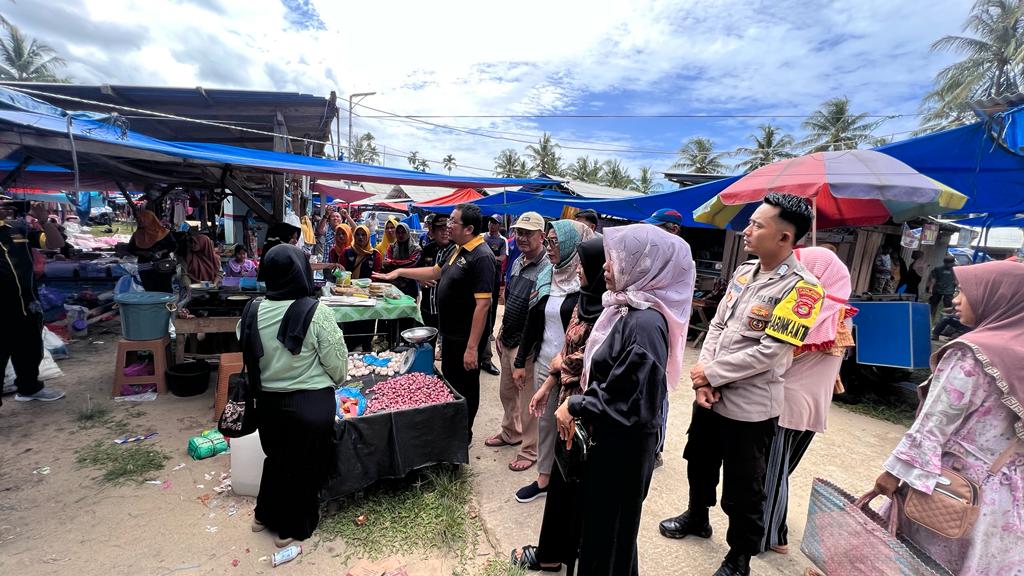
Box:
[112,336,169,397]
[215,352,243,420]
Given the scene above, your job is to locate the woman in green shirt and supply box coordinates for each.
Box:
[245,244,347,546]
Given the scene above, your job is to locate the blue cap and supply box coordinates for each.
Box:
[642,208,683,226]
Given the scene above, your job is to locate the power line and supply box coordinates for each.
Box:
[356,112,918,119]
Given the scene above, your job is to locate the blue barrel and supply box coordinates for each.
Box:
[115,292,175,341]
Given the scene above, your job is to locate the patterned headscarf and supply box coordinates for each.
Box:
[393,222,421,260]
[941,260,1024,440]
[546,219,595,297]
[795,247,853,350]
[582,224,695,390]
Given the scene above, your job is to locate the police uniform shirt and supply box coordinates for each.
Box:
[699,251,824,422]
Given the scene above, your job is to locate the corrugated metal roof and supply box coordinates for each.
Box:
[560,179,639,199]
[353,182,399,197]
[0,82,338,155]
[393,185,459,202]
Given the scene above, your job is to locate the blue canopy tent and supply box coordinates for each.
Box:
[412,177,740,226]
[877,121,1024,217]
[0,86,557,192]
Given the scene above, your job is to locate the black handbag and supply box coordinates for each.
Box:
[217,299,262,438]
[554,418,593,482]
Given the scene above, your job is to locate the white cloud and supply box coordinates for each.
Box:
[3,0,972,182]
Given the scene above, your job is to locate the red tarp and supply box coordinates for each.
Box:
[312,181,375,204]
[414,188,483,206]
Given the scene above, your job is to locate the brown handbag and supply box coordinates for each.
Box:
[901,439,1020,539]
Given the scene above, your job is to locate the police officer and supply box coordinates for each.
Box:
[659,193,822,576]
[1,202,66,405]
[374,203,495,442]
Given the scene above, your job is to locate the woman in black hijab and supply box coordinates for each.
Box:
[244,244,348,547]
[511,237,607,574]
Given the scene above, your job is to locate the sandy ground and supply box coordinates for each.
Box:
[0,325,909,576]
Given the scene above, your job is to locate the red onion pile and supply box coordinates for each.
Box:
[365,373,454,414]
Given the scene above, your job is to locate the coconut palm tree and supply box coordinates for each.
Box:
[407,151,422,169]
[601,159,635,190]
[732,125,798,172]
[630,166,662,194]
[0,18,70,82]
[800,97,883,152]
[672,137,728,174]
[566,156,604,183]
[442,154,457,174]
[351,132,380,164]
[525,133,563,175]
[921,0,1024,130]
[494,149,529,178]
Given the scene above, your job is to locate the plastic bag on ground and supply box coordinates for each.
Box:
[4,348,63,393]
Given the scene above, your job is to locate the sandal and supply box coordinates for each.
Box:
[508,457,535,472]
[510,545,561,572]
[485,434,522,448]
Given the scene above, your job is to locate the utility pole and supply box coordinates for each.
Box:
[347,92,376,161]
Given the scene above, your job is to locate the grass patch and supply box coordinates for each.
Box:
[478,558,527,576]
[319,466,478,564]
[74,440,170,485]
[837,392,917,427]
[75,397,110,428]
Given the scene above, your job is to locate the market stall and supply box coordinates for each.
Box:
[324,328,469,499]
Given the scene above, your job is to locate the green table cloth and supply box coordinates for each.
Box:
[326,295,423,324]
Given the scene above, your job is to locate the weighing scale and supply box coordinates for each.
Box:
[399,326,439,375]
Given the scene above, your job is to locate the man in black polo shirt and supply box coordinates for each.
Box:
[375,203,495,442]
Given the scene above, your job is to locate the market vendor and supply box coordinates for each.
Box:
[185,226,222,284]
[0,201,65,404]
[127,209,178,293]
[383,222,422,299]
[325,224,353,265]
[341,225,383,279]
[224,244,258,278]
[373,203,496,442]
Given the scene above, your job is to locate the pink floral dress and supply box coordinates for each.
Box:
[884,344,1024,576]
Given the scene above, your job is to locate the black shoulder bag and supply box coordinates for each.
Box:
[554,419,594,482]
[217,298,263,438]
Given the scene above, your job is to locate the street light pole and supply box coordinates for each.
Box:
[347,92,376,161]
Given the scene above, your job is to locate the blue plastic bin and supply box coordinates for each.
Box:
[115,292,175,340]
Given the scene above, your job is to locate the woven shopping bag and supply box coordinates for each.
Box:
[800,478,952,576]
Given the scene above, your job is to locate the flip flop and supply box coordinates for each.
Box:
[510,545,561,572]
[508,457,535,472]
[484,435,522,447]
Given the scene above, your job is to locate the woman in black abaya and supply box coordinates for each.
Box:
[554,224,694,576]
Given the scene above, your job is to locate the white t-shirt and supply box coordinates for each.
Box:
[539,295,566,368]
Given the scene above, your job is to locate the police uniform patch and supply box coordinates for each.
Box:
[737,275,749,285]
[750,305,771,319]
[765,280,824,346]
[748,318,767,331]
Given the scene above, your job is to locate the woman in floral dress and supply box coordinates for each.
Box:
[874,260,1024,576]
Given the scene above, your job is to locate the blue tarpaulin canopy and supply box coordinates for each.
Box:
[0,86,557,190]
[413,178,739,226]
[877,121,1024,218]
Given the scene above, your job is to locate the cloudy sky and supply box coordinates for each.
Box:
[4,0,974,185]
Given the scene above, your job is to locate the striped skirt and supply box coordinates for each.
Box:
[759,426,816,552]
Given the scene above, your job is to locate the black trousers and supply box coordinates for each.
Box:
[683,403,778,556]
[0,310,44,405]
[255,387,335,541]
[440,336,481,443]
[578,425,659,576]
[536,455,583,567]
